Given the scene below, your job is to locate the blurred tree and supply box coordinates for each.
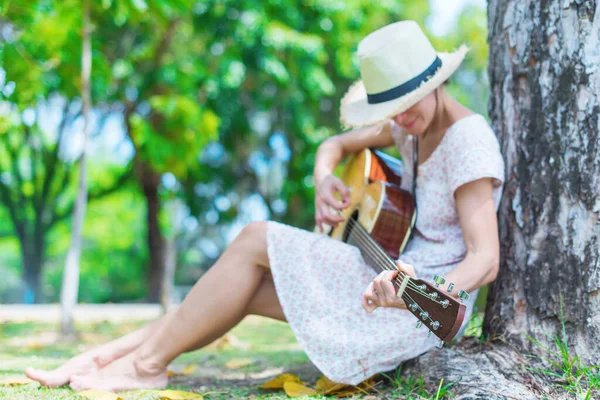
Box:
[0,0,489,303]
[88,1,220,301]
[1,0,220,301]
[0,0,133,302]
[0,103,131,302]
[60,0,92,335]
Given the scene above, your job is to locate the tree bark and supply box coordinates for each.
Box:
[485,0,600,365]
[21,242,44,303]
[401,340,544,399]
[139,160,165,303]
[161,237,176,312]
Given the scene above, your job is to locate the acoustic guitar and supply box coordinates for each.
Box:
[322,148,467,343]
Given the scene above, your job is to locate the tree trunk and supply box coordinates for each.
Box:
[139,161,165,303]
[161,238,176,313]
[485,0,600,365]
[21,242,44,304]
[60,0,92,335]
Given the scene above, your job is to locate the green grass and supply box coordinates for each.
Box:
[525,299,600,399]
[0,316,457,399]
[382,368,455,400]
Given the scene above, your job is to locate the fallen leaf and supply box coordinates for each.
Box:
[167,365,196,376]
[260,373,303,389]
[25,341,45,350]
[182,365,196,374]
[316,375,347,394]
[0,376,33,386]
[283,381,318,397]
[205,333,249,350]
[224,358,254,369]
[78,389,123,400]
[157,389,203,399]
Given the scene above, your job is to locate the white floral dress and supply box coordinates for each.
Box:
[266,114,505,385]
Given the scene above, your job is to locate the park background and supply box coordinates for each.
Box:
[6,0,599,399]
[0,0,487,306]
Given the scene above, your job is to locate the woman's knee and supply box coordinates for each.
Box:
[232,221,269,263]
[237,221,268,243]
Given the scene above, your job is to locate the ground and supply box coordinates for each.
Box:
[0,314,453,399]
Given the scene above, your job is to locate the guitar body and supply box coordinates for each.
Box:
[329,149,417,260]
[323,149,466,342]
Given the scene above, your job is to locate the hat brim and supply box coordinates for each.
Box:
[339,45,469,130]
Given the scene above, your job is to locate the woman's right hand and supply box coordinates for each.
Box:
[315,174,351,232]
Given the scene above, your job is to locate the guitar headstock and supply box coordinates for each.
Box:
[397,276,467,343]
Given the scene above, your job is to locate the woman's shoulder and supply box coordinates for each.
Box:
[444,114,501,152]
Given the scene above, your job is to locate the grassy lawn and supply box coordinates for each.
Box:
[0,315,453,399]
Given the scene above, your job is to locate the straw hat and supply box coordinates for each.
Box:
[339,21,469,129]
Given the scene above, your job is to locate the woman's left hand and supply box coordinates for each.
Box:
[361,261,416,313]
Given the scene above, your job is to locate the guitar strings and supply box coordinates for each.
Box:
[345,219,425,295]
[343,219,439,328]
[343,218,435,299]
[344,217,447,306]
[326,192,446,304]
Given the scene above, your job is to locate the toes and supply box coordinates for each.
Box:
[69,375,85,391]
[26,368,68,388]
[24,367,37,380]
[25,367,45,384]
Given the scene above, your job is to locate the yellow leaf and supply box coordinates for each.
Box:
[157,389,203,399]
[0,376,33,386]
[315,375,347,394]
[183,365,196,375]
[224,358,254,369]
[78,389,123,400]
[283,381,318,397]
[260,373,303,389]
[205,334,249,350]
[167,365,196,376]
[25,341,45,350]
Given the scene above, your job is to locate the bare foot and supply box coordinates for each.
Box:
[25,351,114,388]
[69,352,168,392]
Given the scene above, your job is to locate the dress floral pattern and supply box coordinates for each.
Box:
[266,114,505,385]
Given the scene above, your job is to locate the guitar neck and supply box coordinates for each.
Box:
[344,218,466,343]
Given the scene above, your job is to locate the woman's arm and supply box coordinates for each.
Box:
[438,177,500,296]
[313,121,397,230]
[313,121,396,185]
[361,177,500,312]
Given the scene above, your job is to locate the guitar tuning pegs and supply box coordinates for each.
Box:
[433,274,446,288]
[415,321,422,329]
[436,340,445,348]
[447,283,454,293]
[458,289,469,302]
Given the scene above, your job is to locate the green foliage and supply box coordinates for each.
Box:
[0,1,490,301]
[43,185,148,303]
[130,95,220,178]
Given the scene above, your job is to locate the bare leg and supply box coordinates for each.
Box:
[70,221,281,391]
[25,311,177,387]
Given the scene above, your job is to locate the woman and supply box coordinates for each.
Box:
[25,20,504,391]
